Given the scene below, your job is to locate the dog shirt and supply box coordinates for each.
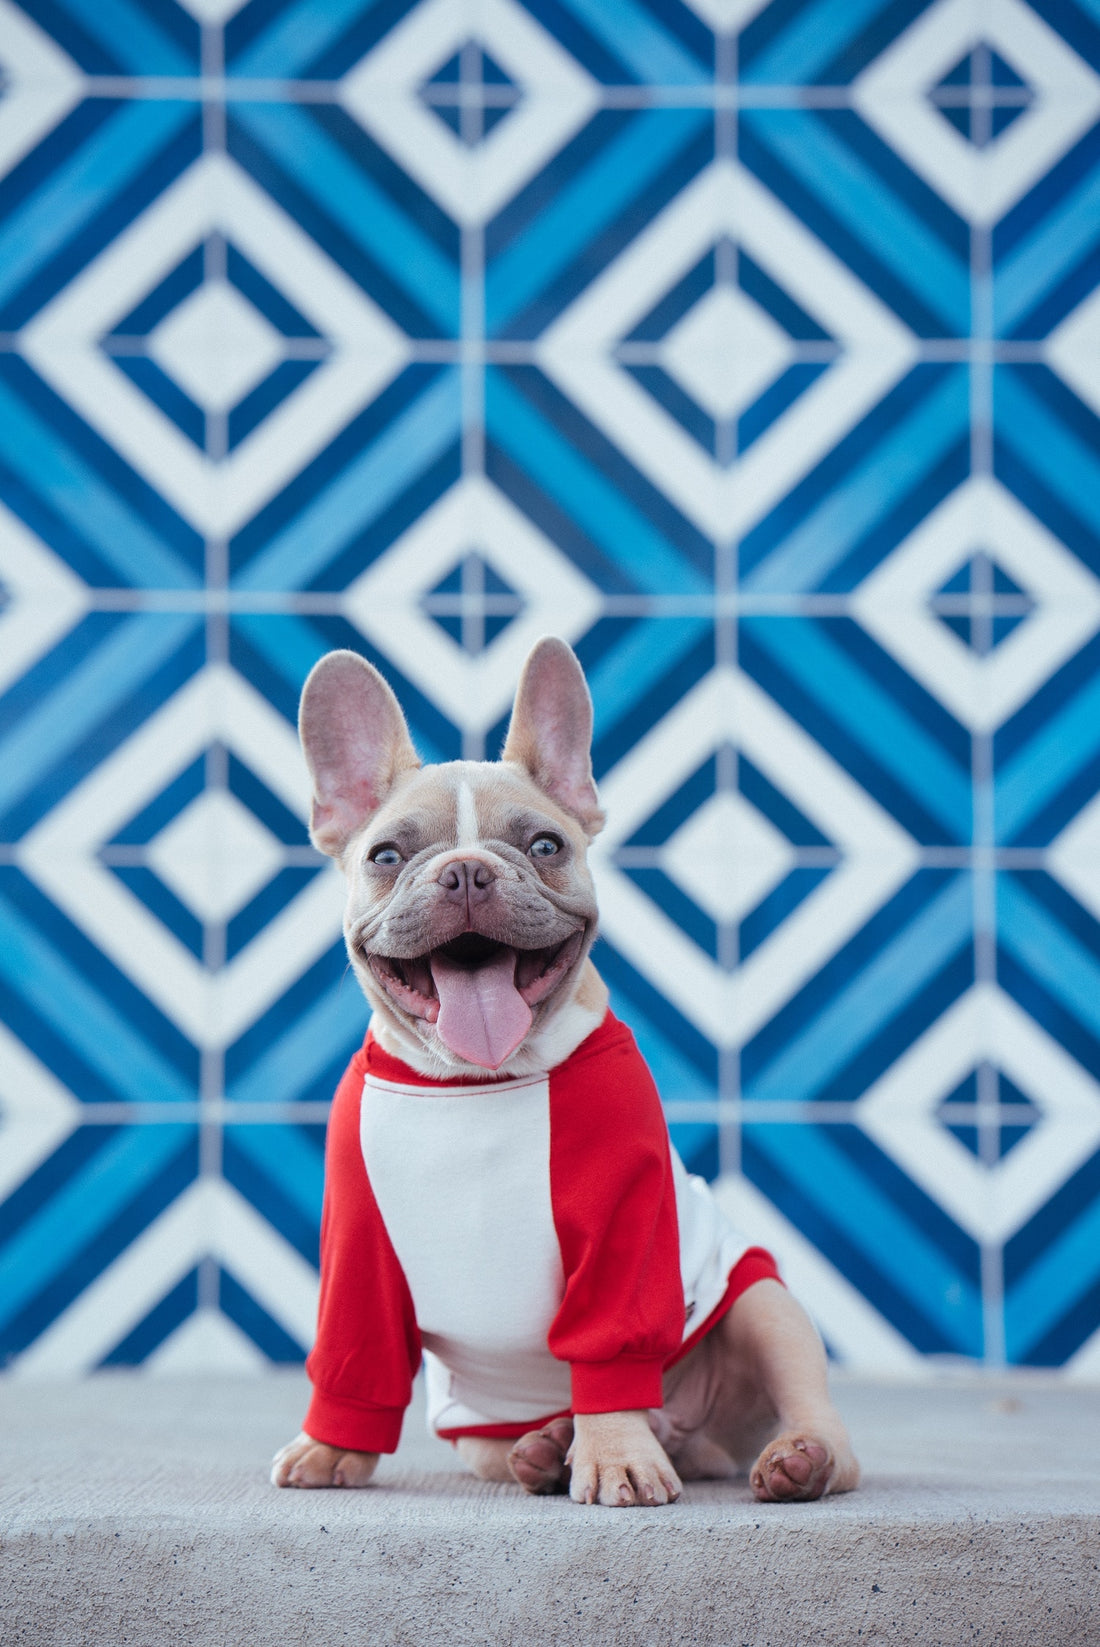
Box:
[303,1010,774,1453]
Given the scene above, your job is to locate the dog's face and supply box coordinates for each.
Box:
[299,638,606,1076]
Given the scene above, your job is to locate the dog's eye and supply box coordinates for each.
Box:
[529,835,561,858]
[370,845,402,867]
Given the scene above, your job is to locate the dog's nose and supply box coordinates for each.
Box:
[437,857,496,905]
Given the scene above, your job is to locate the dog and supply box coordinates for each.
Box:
[272,637,858,1508]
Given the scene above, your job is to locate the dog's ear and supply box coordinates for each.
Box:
[299,650,420,858]
[502,637,605,837]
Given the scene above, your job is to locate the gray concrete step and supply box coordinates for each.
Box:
[1,1372,1097,1646]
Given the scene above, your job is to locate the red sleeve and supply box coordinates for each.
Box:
[303,1040,421,1453]
[547,1014,684,1414]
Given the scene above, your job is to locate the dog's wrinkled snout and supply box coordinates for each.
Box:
[437,856,496,907]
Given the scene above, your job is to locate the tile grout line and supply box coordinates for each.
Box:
[968,41,1007,1372]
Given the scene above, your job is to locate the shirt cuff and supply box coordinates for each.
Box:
[570,1357,666,1414]
[303,1389,406,1454]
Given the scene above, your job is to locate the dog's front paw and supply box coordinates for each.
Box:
[270,1432,379,1489]
[567,1411,682,1508]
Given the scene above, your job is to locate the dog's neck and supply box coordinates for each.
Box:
[368,961,610,1080]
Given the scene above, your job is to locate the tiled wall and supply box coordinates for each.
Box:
[2,0,1100,1376]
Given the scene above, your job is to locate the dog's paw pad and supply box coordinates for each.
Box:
[750,1435,832,1502]
[507,1418,574,1495]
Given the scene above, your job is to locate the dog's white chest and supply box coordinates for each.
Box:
[359,1072,564,1355]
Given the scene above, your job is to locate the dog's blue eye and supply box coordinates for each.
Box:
[370,845,402,867]
[530,836,560,858]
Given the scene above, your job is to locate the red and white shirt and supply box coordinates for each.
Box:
[303,1010,775,1452]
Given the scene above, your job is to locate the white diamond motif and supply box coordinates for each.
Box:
[0,500,89,697]
[851,477,1100,731]
[682,0,771,28]
[0,1023,80,1205]
[661,790,796,925]
[1045,285,1100,419]
[0,0,83,183]
[858,985,1100,1242]
[176,0,248,22]
[1048,794,1100,926]
[538,161,916,543]
[20,155,409,537]
[344,475,602,733]
[11,1180,319,1376]
[592,668,918,1047]
[17,666,345,1049]
[340,0,600,226]
[659,285,795,423]
[146,789,285,923]
[852,0,1100,226]
[148,280,284,415]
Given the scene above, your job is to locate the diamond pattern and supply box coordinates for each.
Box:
[2,0,1100,1377]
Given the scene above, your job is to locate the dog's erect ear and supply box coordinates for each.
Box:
[502,637,604,837]
[299,650,420,858]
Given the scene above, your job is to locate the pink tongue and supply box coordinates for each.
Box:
[430,946,533,1070]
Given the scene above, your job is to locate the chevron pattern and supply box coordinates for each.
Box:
[2,0,1100,1379]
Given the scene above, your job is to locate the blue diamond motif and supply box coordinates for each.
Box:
[932,553,1035,655]
[421,553,525,652]
[418,43,523,147]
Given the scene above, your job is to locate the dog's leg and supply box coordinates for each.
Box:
[453,1436,516,1483]
[270,1432,379,1489]
[504,1417,575,1494]
[708,1281,859,1502]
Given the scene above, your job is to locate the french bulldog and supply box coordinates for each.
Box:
[272,637,859,1508]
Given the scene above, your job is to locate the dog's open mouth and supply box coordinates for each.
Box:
[368,930,584,1070]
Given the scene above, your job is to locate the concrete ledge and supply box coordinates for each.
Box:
[1,1373,1097,1646]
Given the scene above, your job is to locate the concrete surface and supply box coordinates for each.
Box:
[1,1371,1097,1646]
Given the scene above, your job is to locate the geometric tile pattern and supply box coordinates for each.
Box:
[2,0,1099,1377]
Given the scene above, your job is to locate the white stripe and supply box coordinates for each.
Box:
[455,779,480,848]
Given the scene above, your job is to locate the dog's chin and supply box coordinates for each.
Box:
[365,929,586,1073]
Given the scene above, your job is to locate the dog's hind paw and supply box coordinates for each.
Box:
[506,1418,574,1495]
[750,1430,858,1502]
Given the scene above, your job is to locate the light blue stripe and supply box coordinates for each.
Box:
[742,111,970,332]
[0,613,199,815]
[589,618,710,729]
[745,370,969,592]
[743,616,972,837]
[627,1021,716,1109]
[0,1125,192,1330]
[230,103,460,333]
[226,1125,325,1225]
[750,1124,982,1351]
[236,370,462,590]
[995,673,1100,842]
[228,979,366,1107]
[742,0,910,83]
[995,370,1100,539]
[230,614,329,695]
[57,0,192,73]
[0,101,192,311]
[745,875,972,1106]
[0,897,194,1105]
[997,878,1100,1045]
[485,371,709,595]
[232,614,451,764]
[994,169,1100,334]
[561,0,705,82]
[232,0,381,76]
[485,108,708,333]
[1005,1197,1100,1362]
[0,380,199,590]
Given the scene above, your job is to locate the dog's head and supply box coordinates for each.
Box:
[299,637,607,1077]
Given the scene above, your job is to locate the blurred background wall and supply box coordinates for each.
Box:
[2,0,1100,1377]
